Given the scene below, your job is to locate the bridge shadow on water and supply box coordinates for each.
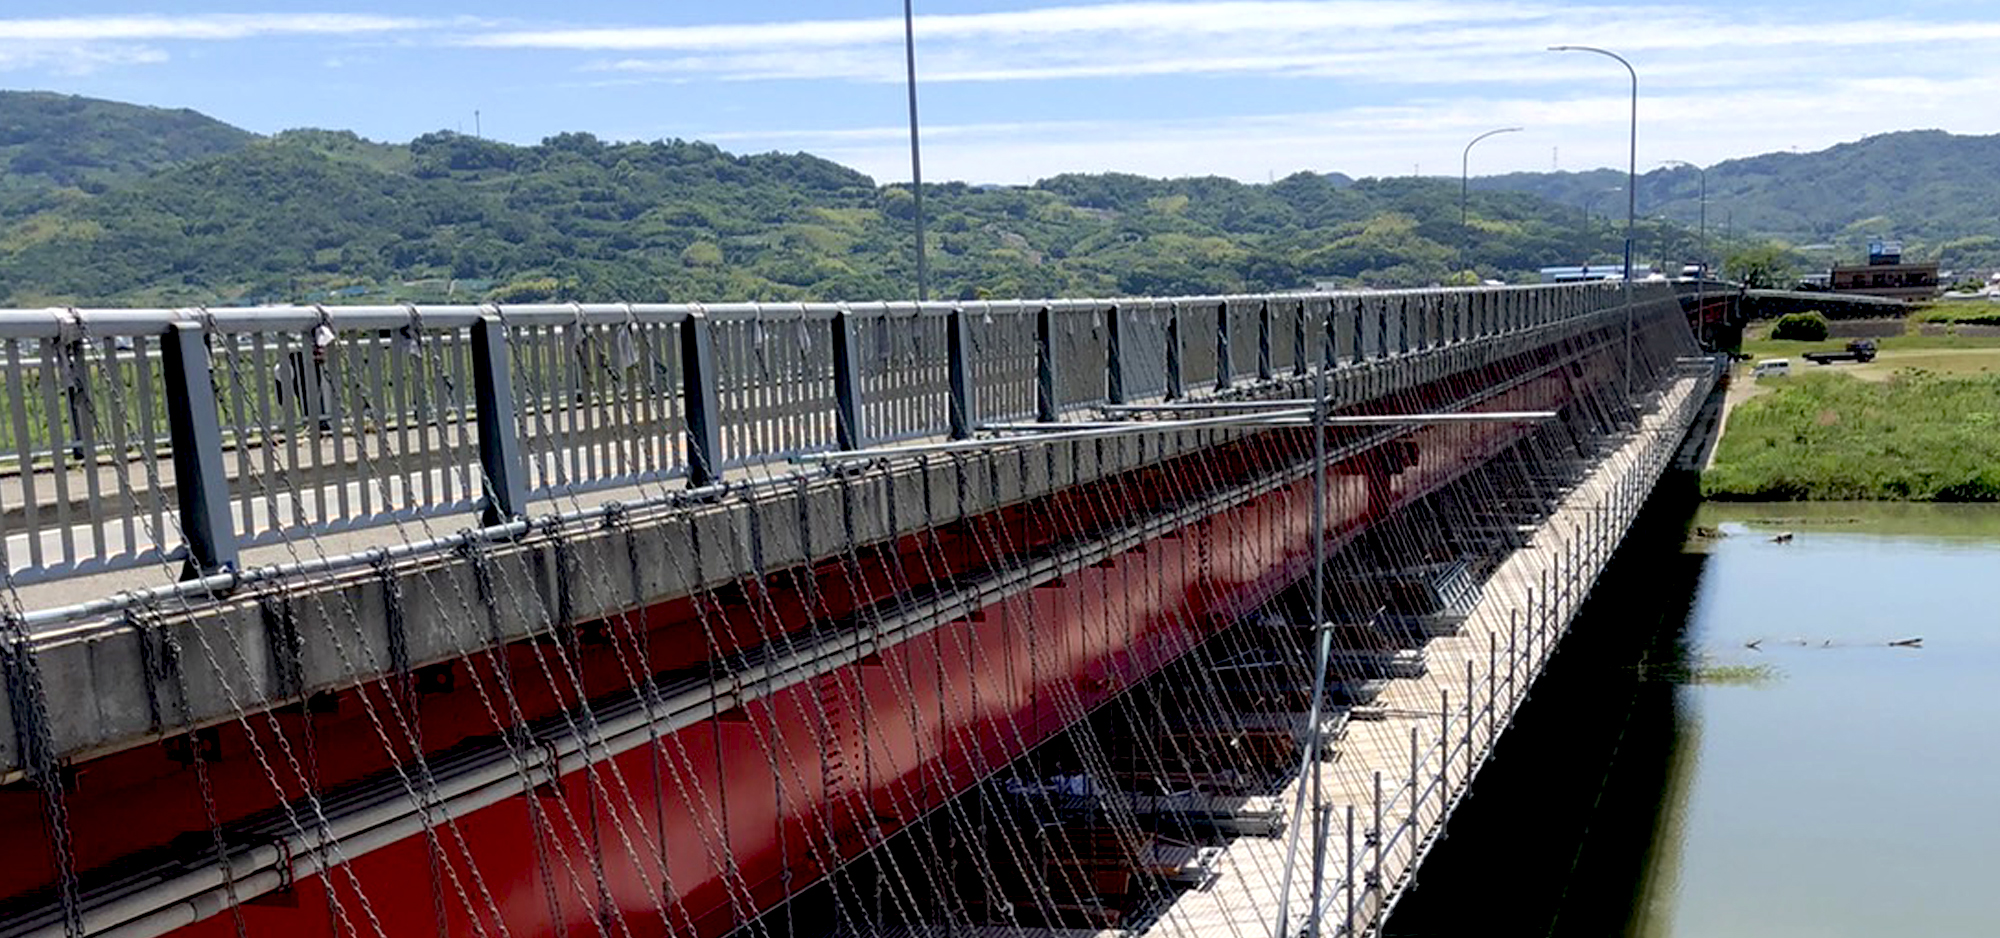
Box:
[1383,478,1710,938]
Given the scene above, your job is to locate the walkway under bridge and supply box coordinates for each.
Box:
[0,283,1719,938]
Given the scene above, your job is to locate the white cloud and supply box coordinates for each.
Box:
[0,43,169,75]
[0,13,445,76]
[468,2,1518,51]
[686,68,2000,185]
[0,13,435,42]
[538,0,2000,183]
[486,2,2000,93]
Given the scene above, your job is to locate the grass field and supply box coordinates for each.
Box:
[1705,367,2000,501]
[1740,330,2000,381]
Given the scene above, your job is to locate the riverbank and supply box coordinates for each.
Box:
[1705,369,2000,500]
[1704,332,2000,501]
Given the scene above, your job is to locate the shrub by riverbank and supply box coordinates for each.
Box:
[1704,370,2000,501]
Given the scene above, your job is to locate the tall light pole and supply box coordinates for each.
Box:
[1461,126,1523,276]
[1551,43,1638,401]
[903,0,930,301]
[1661,159,1708,345]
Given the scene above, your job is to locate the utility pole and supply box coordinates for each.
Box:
[903,0,931,302]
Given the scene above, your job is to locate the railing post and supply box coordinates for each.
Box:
[1106,303,1127,406]
[1370,771,1383,891]
[1035,304,1058,423]
[1257,298,1273,381]
[1374,299,1388,360]
[1215,300,1233,391]
[471,314,528,524]
[1464,659,1476,763]
[1294,300,1310,377]
[1509,609,1520,706]
[1311,802,1327,938]
[1440,688,1451,805]
[1166,302,1185,401]
[163,321,238,578]
[1408,725,1419,802]
[679,311,725,487]
[1325,302,1340,370]
[831,308,867,450]
[948,307,974,440]
[1344,804,1357,935]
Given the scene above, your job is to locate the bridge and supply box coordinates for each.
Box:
[0,284,1721,938]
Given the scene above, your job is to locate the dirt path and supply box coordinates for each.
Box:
[1708,365,1767,469]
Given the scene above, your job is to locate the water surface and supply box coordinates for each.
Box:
[1657,503,2000,937]
[1389,500,2000,936]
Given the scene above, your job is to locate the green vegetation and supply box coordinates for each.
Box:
[1724,243,1798,288]
[1915,305,2000,327]
[1706,370,2000,501]
[4,91,1995,308]
[1482,129,2000,272]
[1769,312,1829,341]
[0,92,1687,307]
[1686,662,1781,686]
[0,91,253,192]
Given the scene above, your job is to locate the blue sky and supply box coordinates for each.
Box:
[5,1,2000,184]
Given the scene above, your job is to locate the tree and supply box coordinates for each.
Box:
[1724,243,1798,288]
[1770,312,1829,341]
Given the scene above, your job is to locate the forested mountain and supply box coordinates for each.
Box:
[0,111,1652,307]
[2,93,1993,307]
[1476,130,2000,272]
[0,91,255,191]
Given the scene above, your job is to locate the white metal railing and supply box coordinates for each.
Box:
[0,282,1666,587]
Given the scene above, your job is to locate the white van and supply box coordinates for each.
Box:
[1751,359,1791,379]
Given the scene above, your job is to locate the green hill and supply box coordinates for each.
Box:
[0,91,255,192]
[0,108,1653,307]
[1477,130,2000,272]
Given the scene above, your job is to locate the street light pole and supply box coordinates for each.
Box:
[1461,126,1523,277]
[1551,43,1638,401]
[903,0,930,302]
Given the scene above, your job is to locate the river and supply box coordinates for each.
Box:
[1384,498,2000,937]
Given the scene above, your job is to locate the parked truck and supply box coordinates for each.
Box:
[1803,339,1879,365]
